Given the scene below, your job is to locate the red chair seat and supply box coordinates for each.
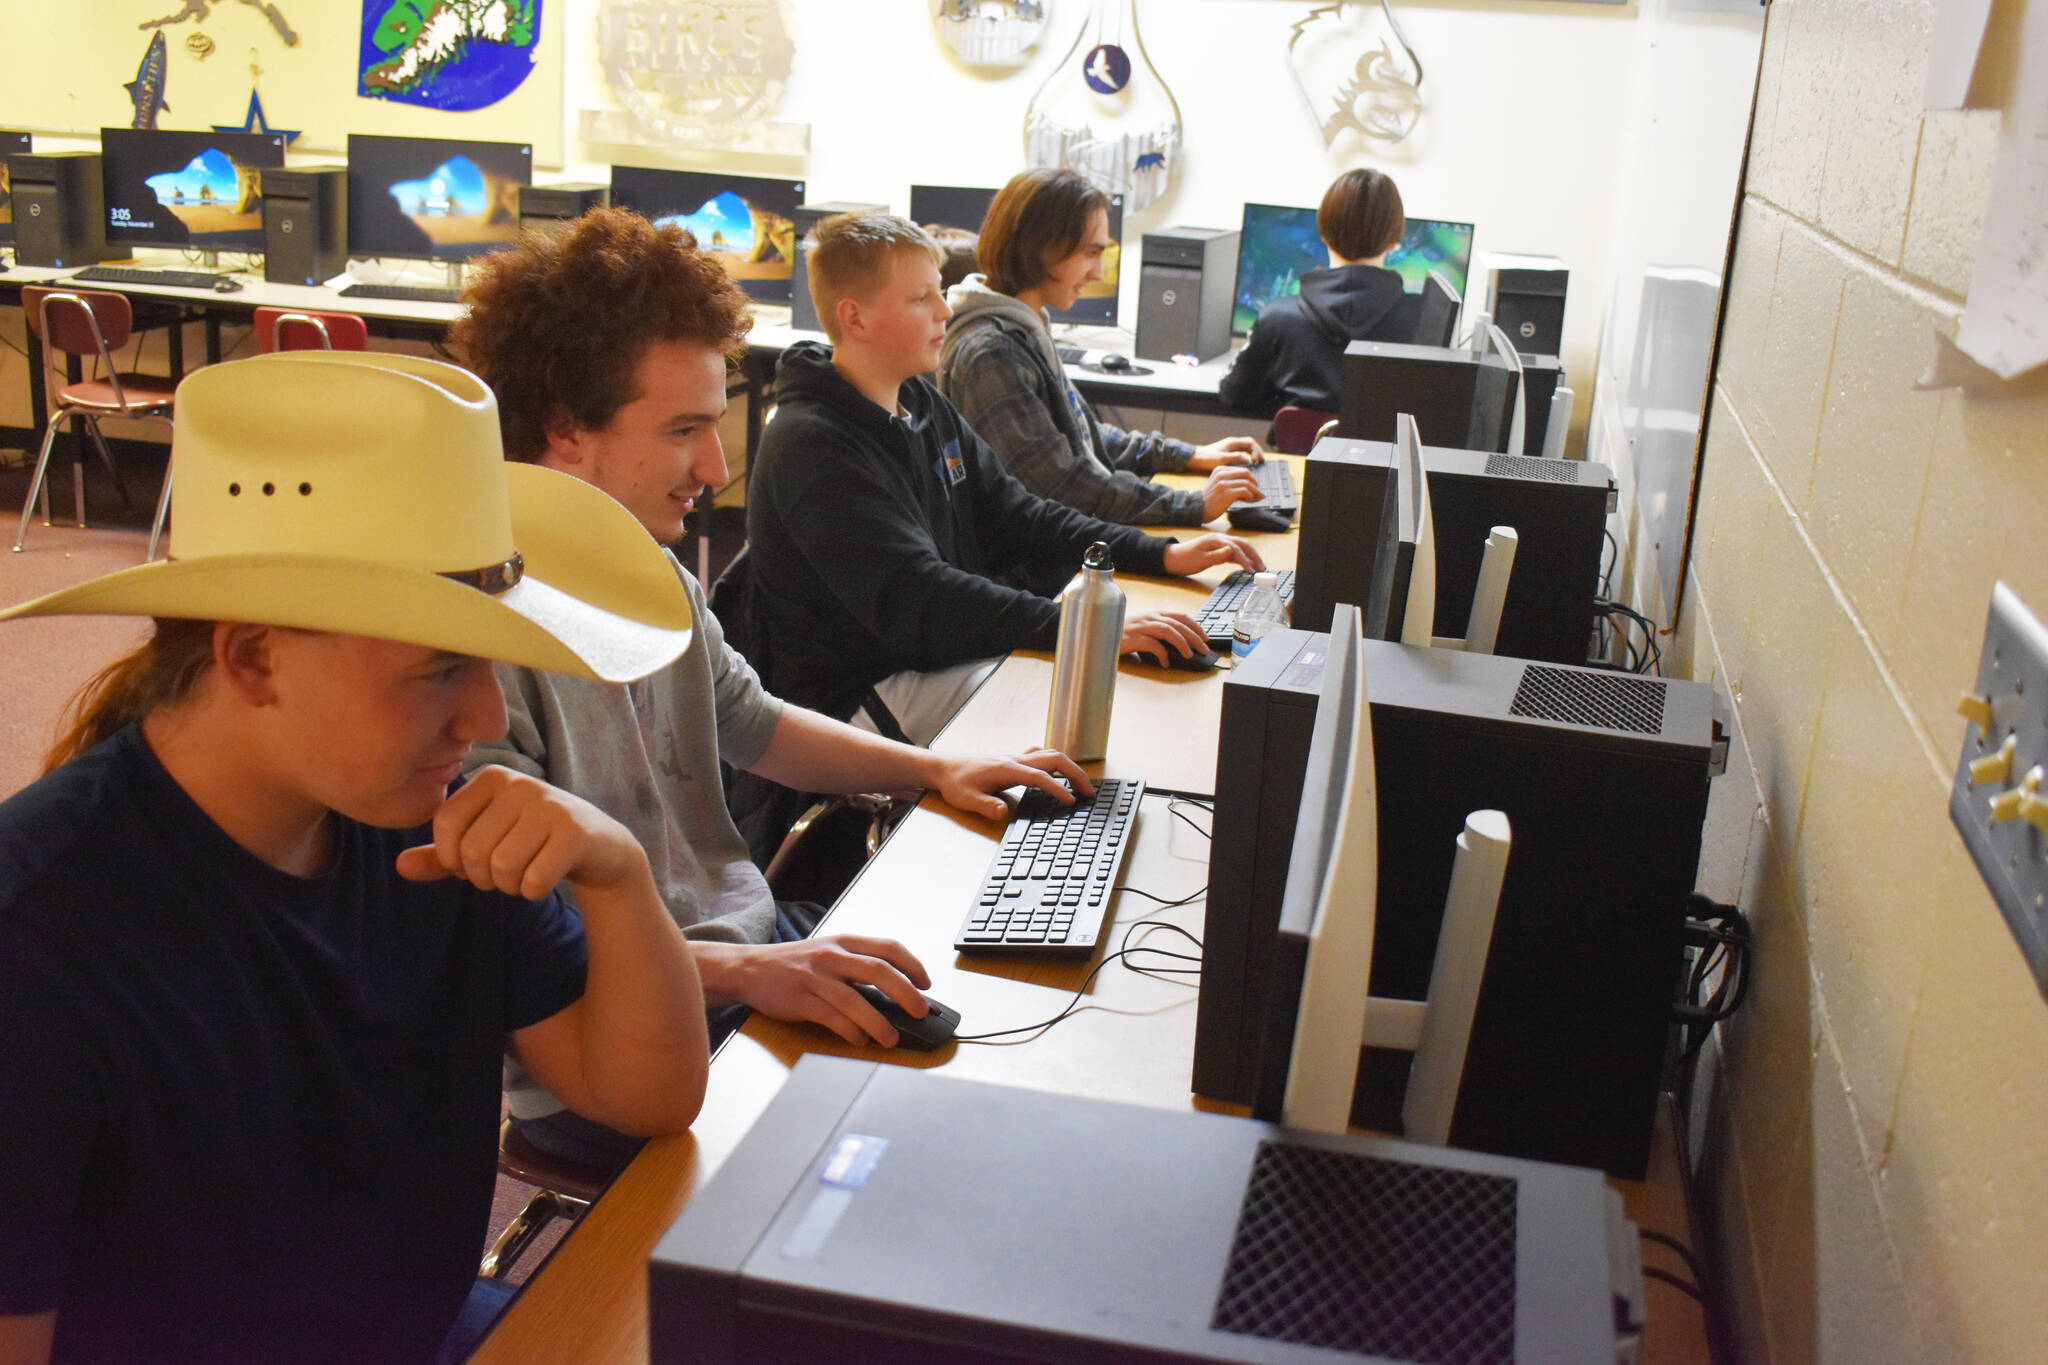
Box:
[59,376,179,411]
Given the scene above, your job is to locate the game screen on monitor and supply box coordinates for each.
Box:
[910,183,1123,325]
[0,131,31,244]
[100,128,285,252]
[1232,202,1475,334]
[612,166,803,301]
[347,134,532,263]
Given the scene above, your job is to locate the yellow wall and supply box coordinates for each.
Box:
[1677,0,2048,1357]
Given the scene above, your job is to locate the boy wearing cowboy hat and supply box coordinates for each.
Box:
[453,208,1097,1166]
[0,352,709,1364]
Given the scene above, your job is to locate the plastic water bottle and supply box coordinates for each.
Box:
[1045,543,1127,761]
[1231,572,1288,661]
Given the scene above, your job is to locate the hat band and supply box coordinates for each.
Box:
[441,552,524,596]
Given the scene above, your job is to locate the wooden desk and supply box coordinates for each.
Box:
[927,459,1302,798]
[470,792,1217,1365]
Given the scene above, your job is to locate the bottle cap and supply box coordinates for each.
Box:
[1253,571,1278,589]
[1082,542,1115,572]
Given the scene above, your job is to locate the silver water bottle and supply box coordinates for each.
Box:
[1045,542,1126,761]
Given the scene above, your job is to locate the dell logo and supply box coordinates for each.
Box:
[1161,289,1177,306]
[1519,321,1536,339]
[281,218,294,234]
[27,203,40,218]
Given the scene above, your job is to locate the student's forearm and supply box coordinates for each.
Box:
[568,870,709,1134]
[746,705,947,796]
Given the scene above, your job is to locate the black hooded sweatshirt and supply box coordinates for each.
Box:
[1218,263,1423,420]
[741,341,1175,720]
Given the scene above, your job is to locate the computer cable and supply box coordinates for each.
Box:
[1640,1266,1704,1304]
[953,921,1203,1046]
[1168,797,1214,840]
[1593,598,1663,674]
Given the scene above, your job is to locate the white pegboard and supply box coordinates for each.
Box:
[1950,582,2048,1001]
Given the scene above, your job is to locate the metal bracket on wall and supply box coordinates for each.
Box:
[1950,581,2048,1002]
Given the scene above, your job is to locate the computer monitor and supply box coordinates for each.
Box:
[99,128,285,255]
[610,166,803,302]
[1246,598,1513,1143]
[0,131,31,245]
[1232,202,1476,335]
[1415,269,1460,347]
[911,182,1126,325]
[1394,414,1437,649]
[1483,321,1529,459]
[346,134,532,270]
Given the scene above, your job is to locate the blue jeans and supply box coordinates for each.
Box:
[436,1275,518,1363]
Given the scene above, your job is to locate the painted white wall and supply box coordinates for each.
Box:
[551,0,1650,432]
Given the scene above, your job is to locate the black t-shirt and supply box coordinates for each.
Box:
[0,724,589,1364]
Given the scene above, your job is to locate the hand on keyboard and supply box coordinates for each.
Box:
[1185,435,1267,470]
[1201,466,1265,522]
[1120,610,1212,666]
[1161,533,1265,578]
[692,935,932,1047]
[926,747,1095,822]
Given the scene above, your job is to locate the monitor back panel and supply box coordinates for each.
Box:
[1197,631,1714,1176]
[1295,436,1613,664]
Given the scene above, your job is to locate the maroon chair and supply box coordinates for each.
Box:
[253,306,369,353]
[1270,405,1340,456]
[15,287,177,558]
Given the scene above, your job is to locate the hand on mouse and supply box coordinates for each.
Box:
[1199,467,1264,523]
[925,747,1095,821]
[1185,436,1266,471]
[690,935,931,1047]
[1119,609,1210,665]
[1161,532,1266,577]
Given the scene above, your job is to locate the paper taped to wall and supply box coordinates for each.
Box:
[1952,0,2048,379]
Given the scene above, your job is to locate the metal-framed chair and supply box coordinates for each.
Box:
[253,307,370,353]
[480,1119,611,1279]
[1270,405,1340,456]
[14,287,177,557]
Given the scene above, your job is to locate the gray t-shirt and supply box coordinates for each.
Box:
[466,555,785,1119]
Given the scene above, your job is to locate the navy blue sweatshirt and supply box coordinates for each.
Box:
[1219,263,1423,419]
[742,341,1174,719]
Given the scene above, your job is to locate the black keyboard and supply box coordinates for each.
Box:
[1056,345,1085,364]
[1195,569,1297,649]
[71,266,232,290]
[1237,460,1298,514]
[336,282,462,304]
[955,777,1144,954]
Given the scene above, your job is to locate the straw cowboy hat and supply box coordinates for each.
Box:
[0,350,694,683]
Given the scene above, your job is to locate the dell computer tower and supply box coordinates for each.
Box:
[1293,435,1614,664]
[1134,226,1237,363]
[517,182,608,238]
[1340,339,1521,454]
[1485,254,1568,359]
[263,166,348,287]
[9,152,106,268]
[791,200,888,334]
[652,1056,1626,1365]
[1195,632,1716,1177]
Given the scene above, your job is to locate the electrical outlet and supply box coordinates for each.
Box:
[1950,581,2048,1002]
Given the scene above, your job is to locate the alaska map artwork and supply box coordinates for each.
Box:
[359,0,540,110]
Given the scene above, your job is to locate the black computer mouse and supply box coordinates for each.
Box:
[853,984,962,1051]
[211,277,244,293]
[1098,352,1134,372]
[1228,503,1293,533]
[1136,644,1220,673]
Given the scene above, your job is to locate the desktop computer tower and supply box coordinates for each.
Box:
[1486,255,1568,358]
[263,166,348,287]
[1194,632,1716,1177]
[1339,338,1520,454]
[652,1055,1626,1365]
[9,152,107,268]
[517,182,609,237]
[1134,226,1237,363]
[791,200,888,333]
[1293,435,1613,664]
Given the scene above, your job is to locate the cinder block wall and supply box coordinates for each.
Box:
[1679,0,2048,1357]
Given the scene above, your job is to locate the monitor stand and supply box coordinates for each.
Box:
[443,260,464,291]
[198,250,220,268]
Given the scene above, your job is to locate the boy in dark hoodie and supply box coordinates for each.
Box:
[743,212,1264,745]
[1217,168,1425,421]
